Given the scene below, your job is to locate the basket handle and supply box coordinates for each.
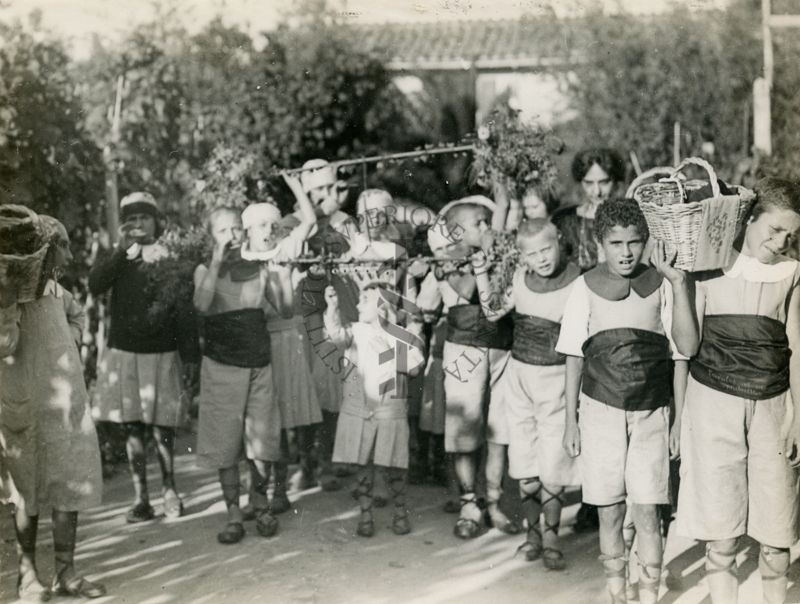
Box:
[625,166,676,198]
[671,157,720,198]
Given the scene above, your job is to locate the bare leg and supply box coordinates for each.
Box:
[705,538,738,604]
[248,459,278,537]
[152,425,182,518]
[518,477,543,560]
[622,506,638,600]
[124,422,149,503]
[51,510,105,598]
[598,502,627,604]
[485,442,519,534]
[759,544,790,604]
[13,503,49,601]
[630,503,663,604]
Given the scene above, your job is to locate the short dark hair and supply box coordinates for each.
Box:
[520,183,560,216]
[593,198,649,243]
[571,148,625,183]
[750,177,800,221]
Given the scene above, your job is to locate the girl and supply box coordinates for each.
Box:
[240,174,319,513]
[675,177,800,604]
[323,281,425,537]
[1,207,105,600]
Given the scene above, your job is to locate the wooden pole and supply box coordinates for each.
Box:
[673,121,681,167]
[104,75,124,244]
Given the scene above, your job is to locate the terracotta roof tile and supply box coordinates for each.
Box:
[348,18,583,68]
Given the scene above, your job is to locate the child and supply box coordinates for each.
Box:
[324,280,425,537]
[90,192,198,523]
[675,177,800,604]
[239,174,319,513]
[1,207,105,600]
[192,194,311,544]
[556,199,698,604]
[473,218,581,570]
[418,196,518,539]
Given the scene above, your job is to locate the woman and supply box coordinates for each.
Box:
[552,148,626,272]
[1,208,105,600]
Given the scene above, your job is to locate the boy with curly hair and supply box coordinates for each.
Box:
[556,199,698,604]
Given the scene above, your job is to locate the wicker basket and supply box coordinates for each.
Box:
[629,158,755,272]
[0,204,49,303]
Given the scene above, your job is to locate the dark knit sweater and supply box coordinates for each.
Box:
[88,248,199,361]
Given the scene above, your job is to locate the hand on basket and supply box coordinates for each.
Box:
[650,240,686,285]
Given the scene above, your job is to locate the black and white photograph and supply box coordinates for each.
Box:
[1,0,800,602]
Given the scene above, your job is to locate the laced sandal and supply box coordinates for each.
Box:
[163,490,184,520]
[51,572,106,599]
[542,547,567,571]
[255,509,279,538]
[392,510,411,536]
[516,526,544,562]
[125,501,155,524]
[355,473,375,538]
[638,562,663,602]
[453,494,482,540]
[216,521,245,544]
[599,554,628,604]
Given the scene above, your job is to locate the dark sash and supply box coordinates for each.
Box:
[690,314,790,400]
[511,313,565,366]
[203,308,271,368]
[581,328,672,411]
[445,304,513,350]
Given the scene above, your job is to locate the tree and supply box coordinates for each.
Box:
[564,2,761,177]
[0,13,104,232]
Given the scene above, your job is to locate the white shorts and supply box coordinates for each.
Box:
[579,395,669,506]
[504,358,580,486]
[442,343,510,452]
[675,376,800,548]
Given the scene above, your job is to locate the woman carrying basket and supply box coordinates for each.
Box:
[1,206,105,600]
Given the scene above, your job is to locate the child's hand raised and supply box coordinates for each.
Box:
[470,250,489,274]
[281,170,305,197]
[650,240,686,284]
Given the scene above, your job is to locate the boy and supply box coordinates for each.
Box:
[556,199,698,604]
[193,205,298,544]
[473,219,581,570]
[417,196,517,539]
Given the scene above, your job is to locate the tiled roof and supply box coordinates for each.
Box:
[348,17,585,70]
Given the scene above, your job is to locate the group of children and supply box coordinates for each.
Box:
[3,149,800,604]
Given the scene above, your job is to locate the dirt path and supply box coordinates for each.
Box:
[2,434,798,604]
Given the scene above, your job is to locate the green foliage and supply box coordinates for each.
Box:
[472,105,564,199]
[0,16,103,232]
[565,3,761,177]
[189,144,264,215]
[147,225,212,318]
